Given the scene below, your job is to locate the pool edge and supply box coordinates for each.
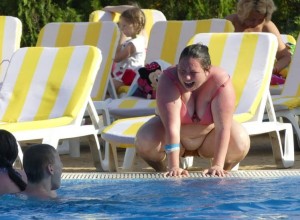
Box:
[62,170,300,179]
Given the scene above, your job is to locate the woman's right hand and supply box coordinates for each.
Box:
[164,167,189,177]
[203,165,228,177]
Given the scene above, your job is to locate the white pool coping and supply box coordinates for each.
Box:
[62,170,300,179]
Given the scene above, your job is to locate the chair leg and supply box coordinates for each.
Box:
[69,138,80,158]
[57,140,70,155]
[88,134,116,172]
[111,144,120,172]
[283,114,300,149]
[87,135,102,171]
[43,137,59,149]
[180,156,194,169]
[268,124,294,168]
[231,163,240,171]
[122,148,136,170]
[107,76,118,99]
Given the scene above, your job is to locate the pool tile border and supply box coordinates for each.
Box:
[62,170,300,179]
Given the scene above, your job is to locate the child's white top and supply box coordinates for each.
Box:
[113,35,146,81]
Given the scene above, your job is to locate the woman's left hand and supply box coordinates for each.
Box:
[203,165,228,177]
[164,167,189,178]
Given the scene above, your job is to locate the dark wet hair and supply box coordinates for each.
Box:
[121,6,146,35]
[179,43,211,71]
[0,129,26,191]
[23,144,56,183]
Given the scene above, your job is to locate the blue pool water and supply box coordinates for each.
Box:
[1,176,300,219]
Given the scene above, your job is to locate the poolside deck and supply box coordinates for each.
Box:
[48,133,300,173]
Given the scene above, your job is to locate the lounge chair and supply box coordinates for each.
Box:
[0,46,109,170]
[101,32,294,171]
[270,34,297,95]
[272,32,300,147]
[106,19,235,118]
[0,16,22,83]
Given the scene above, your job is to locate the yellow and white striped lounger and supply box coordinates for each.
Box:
[0,46,106,170]
[270,34,297,95]
[102,33,294,172]
[272,32,300,147]
[107,19,235,118]
[0,16,22,83]
[89,9,167,97]
[36,21,120,102]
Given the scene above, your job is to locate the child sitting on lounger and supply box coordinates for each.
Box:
[111,6,146,94]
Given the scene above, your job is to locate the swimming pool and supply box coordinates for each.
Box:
[1,171,300,219]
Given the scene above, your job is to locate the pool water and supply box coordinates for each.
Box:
[1,176,300,219]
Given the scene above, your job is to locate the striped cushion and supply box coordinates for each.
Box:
[89,10,120,22]
[146,19,235,65]
[273,96,300,110]
[269,35,297,95]
[271,33,300,111]
[107,19,235,117]
[36,22,119,101]
[106,98,156,117]
[275,33,300,98]
[102,33,278,146]
[0,46,101,129]
[101,115,154,147]
[281,34,296,45]
[109,32,277,121]
[188,33,277,123]
[0,16,22,82]
[89,9,166,40]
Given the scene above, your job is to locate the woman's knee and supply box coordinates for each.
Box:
[229,123,250,159]
[135,118,165,156]
[135,127,154,155]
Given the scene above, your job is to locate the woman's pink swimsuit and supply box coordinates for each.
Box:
[164,67,230,125]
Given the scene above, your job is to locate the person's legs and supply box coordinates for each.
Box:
[135,116,167,171]
[198,120,250,170]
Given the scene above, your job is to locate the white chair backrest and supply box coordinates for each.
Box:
[280,33,300,97]
[89,9,166,40]
[0,16,22,82]
[36,22,120,101]
[89,10,117,22]
[281,34,296,45]
[0,46,101,125]
[188,33,278,122]
[145,19,235,65]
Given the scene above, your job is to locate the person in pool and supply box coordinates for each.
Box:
[22,144,63,200]
[225,0,292,80]
[0,129,27,195]
[135,43,250,177]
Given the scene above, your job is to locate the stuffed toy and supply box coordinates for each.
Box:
[270,42,295,85]
[136,61,163,99]
[270,74,285,85]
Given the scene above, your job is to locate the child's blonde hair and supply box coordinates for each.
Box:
[237,0,277,22]
[120,7,146,36]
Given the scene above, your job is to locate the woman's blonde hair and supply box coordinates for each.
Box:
[237,0,277,22]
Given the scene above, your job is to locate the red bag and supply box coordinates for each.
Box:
[121,69,136,86]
